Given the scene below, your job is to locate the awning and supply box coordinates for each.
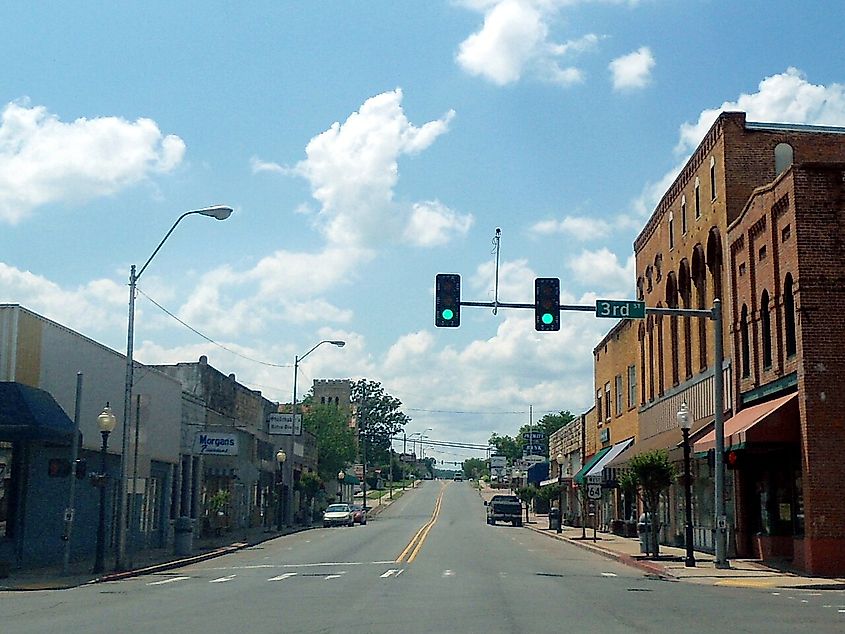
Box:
[573,447,611,484]
[606,416,713,468]
[0,382,75,441]
[584,438,634,479]
[694,393,798,454]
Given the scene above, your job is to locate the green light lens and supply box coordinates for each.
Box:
[542,313,553,325]
[442,308,454,320]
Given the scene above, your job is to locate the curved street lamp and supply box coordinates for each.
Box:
[117,205,232,570]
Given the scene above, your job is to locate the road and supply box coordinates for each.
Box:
[2,481,843,633]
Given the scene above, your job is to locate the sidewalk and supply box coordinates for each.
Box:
[478,483,845,590]
[1,483,421,592]
[0,523,313,592]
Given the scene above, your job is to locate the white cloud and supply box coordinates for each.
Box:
[0,100,185,223]
[529,215,612,240]
[566,248,635,292]
[456,1,597,86]
[293,89,456,249]
[631,68,845,223]
[677,67,845,154]
[609,46,655,91]
[404,200,474,247]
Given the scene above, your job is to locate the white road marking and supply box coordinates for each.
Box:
[601,572,617,577]
[147,576,190,586]
[209,575,237,583]
[268,573,298,582]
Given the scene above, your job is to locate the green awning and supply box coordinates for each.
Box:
[574,446,612,484]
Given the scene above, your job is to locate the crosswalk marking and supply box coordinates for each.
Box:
[147,576,190,586]
[209,575,237,583]
[268,573,298,582]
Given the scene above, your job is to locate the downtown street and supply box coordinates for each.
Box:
[2,481,843,634]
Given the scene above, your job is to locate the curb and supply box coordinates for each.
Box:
[524,523,678,581]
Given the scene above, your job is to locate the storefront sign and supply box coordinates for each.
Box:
[268,413,302,435]
[193,432,238,455]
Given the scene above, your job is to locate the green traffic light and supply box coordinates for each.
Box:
[442,308,454,320]
[542,313,553,325]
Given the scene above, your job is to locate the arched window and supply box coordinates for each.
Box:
[784,274,797,357]
[740,304,750,378]
[775,143,794,176]
[761,290,772,369]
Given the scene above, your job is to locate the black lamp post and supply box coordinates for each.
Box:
[276,449,286,531]
[677,401,696,567]
[337,470,345,503]
[555,452,565,534]
[93,404,116,574]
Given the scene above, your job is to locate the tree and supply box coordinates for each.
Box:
[352,379,410,465]
[462,457,488,480]
[624,450,677,557]
[302,404,357,482]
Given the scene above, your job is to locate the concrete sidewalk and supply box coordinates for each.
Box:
[478,483,845,590]
[0,483,422,592]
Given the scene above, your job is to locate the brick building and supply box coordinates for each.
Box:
[605,112,845,571]
[701,159,845,575]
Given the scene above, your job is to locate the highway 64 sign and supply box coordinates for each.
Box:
[586,484,602,500]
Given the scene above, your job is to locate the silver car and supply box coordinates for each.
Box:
[323,503,354,527]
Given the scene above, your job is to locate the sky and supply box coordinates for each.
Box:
[3,1,845,465]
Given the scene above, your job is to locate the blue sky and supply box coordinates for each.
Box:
[3,1,845,463]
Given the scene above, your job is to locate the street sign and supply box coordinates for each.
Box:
[595,299,646,319]
[522,431,546,441]
[587,484,602,499]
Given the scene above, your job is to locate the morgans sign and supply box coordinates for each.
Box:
[193,432,239,456]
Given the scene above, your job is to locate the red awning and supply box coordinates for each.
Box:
[693,393,798,454]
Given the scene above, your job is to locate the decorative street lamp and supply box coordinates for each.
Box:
[118,204,232,570]
[93,404,117,574]
[676,401,696,567]
[555,452,565,534]
[276,449,287,531]
[337,470,345,503]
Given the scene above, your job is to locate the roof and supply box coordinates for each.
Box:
[0,382,75,441]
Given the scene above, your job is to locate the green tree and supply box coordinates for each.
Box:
[462,457,488,480]
[353,379,410,465]
[303,404,357,482]
[624,450,677,557]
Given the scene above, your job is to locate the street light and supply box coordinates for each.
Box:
[555,452,565,534]
[290,339,345,524]
[93,404,117,574]
[677,401,696,567]
[276,449,287,531]
[337,470,345,503]
[118,204,232,570]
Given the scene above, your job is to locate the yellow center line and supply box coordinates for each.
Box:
[395,483,447,564]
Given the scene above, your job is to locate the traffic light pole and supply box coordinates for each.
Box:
[444,282,728,569]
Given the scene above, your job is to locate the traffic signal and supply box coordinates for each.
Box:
[534,277,560,331]
[435,273,461,327]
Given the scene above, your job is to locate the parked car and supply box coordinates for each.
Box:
[323,503,354,527]
[349,503,367,525]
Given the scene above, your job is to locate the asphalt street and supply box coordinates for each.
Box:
[1,482,843,633]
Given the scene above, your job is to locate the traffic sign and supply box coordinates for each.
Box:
[587,484,602,499]
[595,299,646,319]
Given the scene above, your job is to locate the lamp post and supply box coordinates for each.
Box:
[337,470,345,503]
[276,449,286,531]
[291,339,345,523]
[555,452,565,534]
[677,401,696,567]
[93,404,117,574]
[118,204,232,570]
